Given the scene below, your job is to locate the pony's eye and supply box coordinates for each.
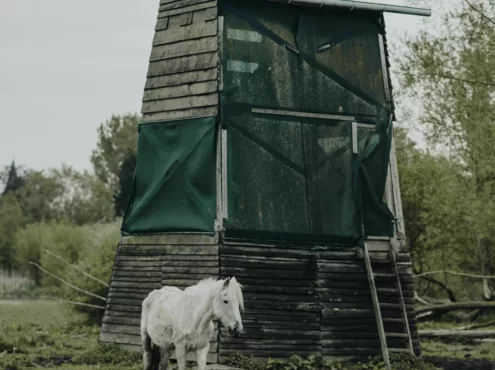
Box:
[223,300,228,304]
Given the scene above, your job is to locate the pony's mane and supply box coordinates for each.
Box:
[194,277,244,312]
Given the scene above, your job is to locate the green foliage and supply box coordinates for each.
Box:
[396,0,495,300]
[225,353,439,370]
[0,194,24,271]
[114,153,136,217]
[1,161,25,196]
[72,344,141,366]
[91,114,139,194]
[52,165,115,225]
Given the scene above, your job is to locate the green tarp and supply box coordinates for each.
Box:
[222,0,395,243]
[121,118,217,235]
[121,0,396,243]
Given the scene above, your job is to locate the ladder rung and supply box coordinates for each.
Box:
[389,348,411,353]
[386,333,408,339]
[374,273,395,278]
[383,318,403,323]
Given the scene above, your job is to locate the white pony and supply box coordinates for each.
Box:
[141,277,244,370]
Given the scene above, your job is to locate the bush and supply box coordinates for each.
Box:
[14,219,121,321]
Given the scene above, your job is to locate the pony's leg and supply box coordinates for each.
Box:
[158,347,171,370]
[175,344,187,370]
[196,344,210,370]
[141,331,153,370]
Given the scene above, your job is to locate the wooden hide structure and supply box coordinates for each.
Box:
[100,0,422,364]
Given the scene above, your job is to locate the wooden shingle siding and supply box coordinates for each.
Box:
[158,2,217,18]
[141,0,219,124]
[150,38,218,62]
[99,244,220,363]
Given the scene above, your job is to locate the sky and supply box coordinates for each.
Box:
[0,0,431,172]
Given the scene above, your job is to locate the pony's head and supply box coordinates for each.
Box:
[213,277,244,337]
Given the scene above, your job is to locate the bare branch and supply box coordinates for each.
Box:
[416,301,495,315]
[29,262,107,302]
[57,299,106,310]
[414,269,495,280]
[44,249,109,287]
[456,319,495,330]
[464,0,495,27]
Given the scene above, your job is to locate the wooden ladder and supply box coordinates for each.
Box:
[363,243,414,370]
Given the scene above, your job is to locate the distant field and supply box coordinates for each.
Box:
[0,270,34,297]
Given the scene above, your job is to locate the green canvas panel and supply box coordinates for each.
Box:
[222,0,395,243]
[226,113,311,240]
[121,117,217,235]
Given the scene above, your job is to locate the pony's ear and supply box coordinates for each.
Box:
[223,277,231,288]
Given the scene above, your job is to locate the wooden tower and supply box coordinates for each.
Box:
[99,0,431,366]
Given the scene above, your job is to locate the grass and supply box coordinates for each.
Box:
[1,299,495,370]
[0,299,141,370]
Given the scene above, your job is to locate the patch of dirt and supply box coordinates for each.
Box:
[425,356,495,370]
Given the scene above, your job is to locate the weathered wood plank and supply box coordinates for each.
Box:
[244,301,320,311]
[103,316,141,327]
[101,323,140,335]
[120,234,218,246]
[143,81,218,101]
[241,313,321,323]
[142,106,218,123]
[161,266,220,274]
[220,246,315,260]
[220,267,317,280]
[317,287,414,298]
[150,37,217,62]
[107,298,145,307]
[110,276,162,283]
[220,328,320,340]
[160,273,218,280]
[105,304,142,314]
[119,245,219,255]
[109,281,161,289]
[145,69,217,90]
[241,320,320,330]
[142,93,218,114]
[220,277,313,287]
[219,338,320,345]
[192,6,217,23]
[243,293,318,303]
[158,2,217,18]
[161,279,210,287]
[220,256,315,270]
[153,20,217,46]
[239,285,316,295]
[112,271,162,278]
[219,349,317,358]
[99,331,141,346]
[220,343,320,351]
[147,52,218,78]
[159,0,213,12]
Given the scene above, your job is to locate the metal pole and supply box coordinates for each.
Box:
[267,0,432,17]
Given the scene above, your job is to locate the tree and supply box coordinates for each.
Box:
[1,161,25,197]
[0,193,24,272]
[52,165,115,225]
[398,0,495,298]
[90,114,140,195]
[114,154,137,217]
[16,170,65,224]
